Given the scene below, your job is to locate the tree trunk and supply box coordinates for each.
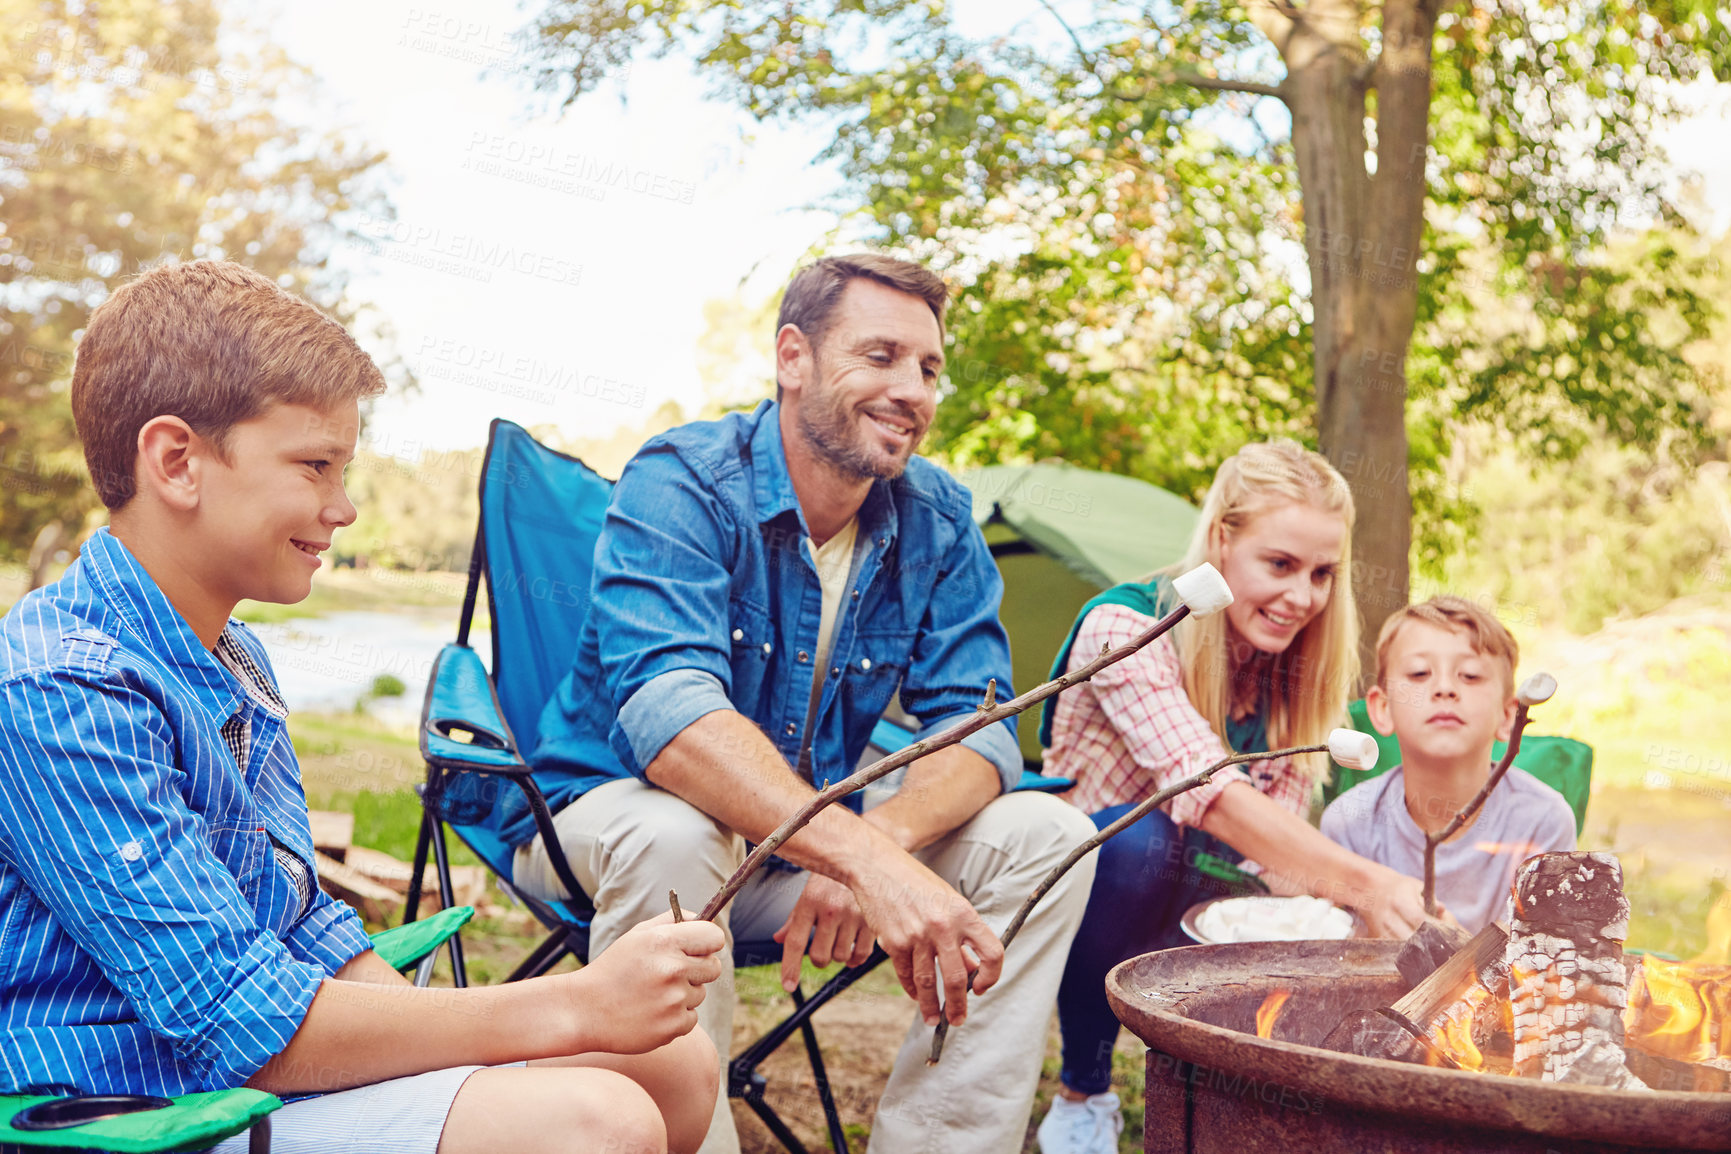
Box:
[26,520,69,592]
[1266,0,1437,685]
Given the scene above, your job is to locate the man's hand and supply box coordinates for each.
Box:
[851,856,1004,1027]
[563,912,726,1054]
[773,873,876,992]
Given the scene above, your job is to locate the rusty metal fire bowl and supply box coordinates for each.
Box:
[1107,940,1731,1153]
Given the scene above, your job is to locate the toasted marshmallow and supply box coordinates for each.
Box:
[1171,563,1233,617]
[1328,728,1380,772]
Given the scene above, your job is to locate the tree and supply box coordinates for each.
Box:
[518,0,1727,666]
[0,0,393,566]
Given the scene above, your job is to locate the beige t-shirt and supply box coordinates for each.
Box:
[810,517,859,677]
[797,518,859,774]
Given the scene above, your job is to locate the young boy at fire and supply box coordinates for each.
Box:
[0,261,724,1154]
[1321,596,1576,933]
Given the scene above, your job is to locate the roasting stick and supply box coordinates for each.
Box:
[684,563,1237,924]
[1420,673,1558,917]
[925,727,1383,1063]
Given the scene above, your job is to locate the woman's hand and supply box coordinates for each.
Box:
[1352,866,1449,938]
[562,912,726,1054]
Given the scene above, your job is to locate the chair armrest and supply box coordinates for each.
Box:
[0,1089,281,1152]
[369,905,477,972]
[420,644,530,775]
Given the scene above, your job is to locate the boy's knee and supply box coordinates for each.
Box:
[567,1071,666,1154]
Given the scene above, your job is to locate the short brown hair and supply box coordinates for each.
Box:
[1375,596,1520,693]
[71,260,386,509]
[777,252,948,359]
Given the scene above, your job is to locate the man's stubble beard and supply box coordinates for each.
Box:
[795,350,924,483]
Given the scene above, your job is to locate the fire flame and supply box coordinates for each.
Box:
[1691,891,1731,967]
[1256,989,1291,1039]
[1626,955,1731,1065]
[1422,983,1488,1071]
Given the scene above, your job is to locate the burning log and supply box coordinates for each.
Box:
[1325,921,1513,1073]
[1396,916,1474,988]
[1505,851,1649,1090]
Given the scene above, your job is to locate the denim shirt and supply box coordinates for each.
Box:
[499,400,1020,848]
[0,529,373,1096]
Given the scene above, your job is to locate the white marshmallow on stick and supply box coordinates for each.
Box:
[1517,671,1557,707]
[1327,728,1380,772]
[1171,563,1233,617]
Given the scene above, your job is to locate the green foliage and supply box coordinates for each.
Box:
[0,0,395,560]
[369,672,408,698]
[1439,431,1731,633]
[333,448,484,571]
[520,0,1727,558]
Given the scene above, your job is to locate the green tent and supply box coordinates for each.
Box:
[958,463,1200,767]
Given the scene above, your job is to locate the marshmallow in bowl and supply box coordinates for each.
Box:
[1195,895,1356,943]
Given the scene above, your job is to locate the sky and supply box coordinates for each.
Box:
[266,0,846,458]
[264,0,1731,460]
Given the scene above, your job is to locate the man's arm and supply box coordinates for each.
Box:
[859,743,1000,854]
[646,711,1002,1026]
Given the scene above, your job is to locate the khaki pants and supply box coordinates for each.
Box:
[513,776,1098,1154]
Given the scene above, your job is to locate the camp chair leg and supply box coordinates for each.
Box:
[405,809,434,924]
[728,949,887,1154]
[248,1113,271,1154]
[795,990,850,1154]
[427,819,468,988]
[736,1072,813,1154]
[412,949,440,987]
[505,926,580,982]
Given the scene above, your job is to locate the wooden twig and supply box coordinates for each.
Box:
[926,741,1332,1064]
[1420,673,1557,916]
[669,889,685,923]
[695,601,1203,922]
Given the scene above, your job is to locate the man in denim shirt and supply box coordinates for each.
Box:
[508,255,1097,1153]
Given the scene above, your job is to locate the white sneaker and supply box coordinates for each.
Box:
[1036,1090,1123,1154]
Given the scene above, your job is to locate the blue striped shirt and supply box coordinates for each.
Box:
[0,528,373,1096]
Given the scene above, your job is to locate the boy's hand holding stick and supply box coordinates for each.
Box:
[1420,672,1558,917]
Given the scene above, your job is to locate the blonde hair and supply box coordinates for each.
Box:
[1375,596,1519,695]
[1158,440,1360,773]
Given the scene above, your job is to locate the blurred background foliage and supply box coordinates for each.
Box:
[0,0,404,575]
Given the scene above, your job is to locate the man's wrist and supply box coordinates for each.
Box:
[861,806,916,855]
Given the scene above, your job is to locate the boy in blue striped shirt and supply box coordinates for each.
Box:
[0,261,724,1154]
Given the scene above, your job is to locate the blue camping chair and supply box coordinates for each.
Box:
[404,419,1069,1154]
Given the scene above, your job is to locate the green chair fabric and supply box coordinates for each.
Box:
[0,1088,278,1152]
[1324,699,1594,836]
[368,904,475,972]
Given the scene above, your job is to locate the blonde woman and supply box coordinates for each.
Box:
[1035,440,1430,1154]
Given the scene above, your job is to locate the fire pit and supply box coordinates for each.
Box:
[1107,940,1731,1152]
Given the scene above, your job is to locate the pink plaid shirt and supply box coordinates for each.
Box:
[1047,604,1314,830]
